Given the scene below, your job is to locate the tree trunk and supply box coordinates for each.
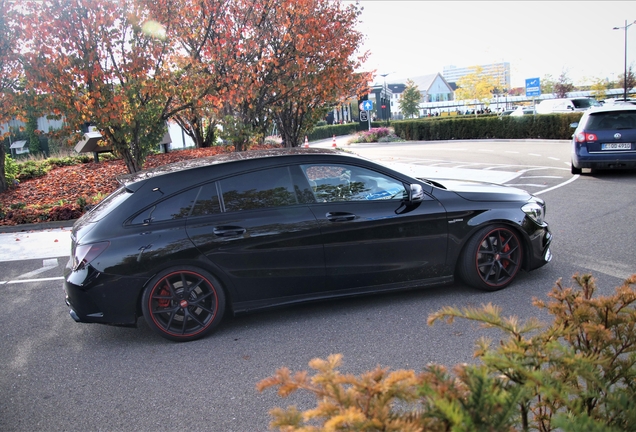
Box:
[174,115,218,148]
[277,104,305,148]
[118,145,142,173]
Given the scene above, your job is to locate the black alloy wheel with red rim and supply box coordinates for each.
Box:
[141,267,226,341]
[458,225,523,291]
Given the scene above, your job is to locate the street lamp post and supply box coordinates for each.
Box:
[613,19,636,101]
[380,72,391,122]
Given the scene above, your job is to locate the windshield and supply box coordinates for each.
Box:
[573,99,601,109]
[586,111,636,130]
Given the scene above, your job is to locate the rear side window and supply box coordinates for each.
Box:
[83,186,132,223]
[191,182,221,216]
[131,187,200,225]
[586,111,636,130]
[219,167,298,212]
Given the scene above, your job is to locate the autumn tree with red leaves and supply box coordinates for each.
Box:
[0,0,23,192]
[164,0,233,148]
[20,0,195,173]
[166,0,370,151]
[16,0,369,173]
[220,0,370,149]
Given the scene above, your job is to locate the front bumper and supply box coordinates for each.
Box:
[526,226,553,271]
[63,260,147,326]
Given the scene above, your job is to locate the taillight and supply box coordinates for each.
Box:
[73,241,110,271]
[576,132,597,142]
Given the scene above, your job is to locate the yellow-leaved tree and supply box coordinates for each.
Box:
[455,66,499,114]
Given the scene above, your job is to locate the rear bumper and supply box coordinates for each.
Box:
[573,145,636,170]
[63,260,147,326]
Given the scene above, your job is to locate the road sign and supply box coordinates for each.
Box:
[361,100,373,111]
[360,110,368,121]
[525,78,541,97]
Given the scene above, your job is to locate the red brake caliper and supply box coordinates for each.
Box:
[501,242,511,269]
[157,284,171,308]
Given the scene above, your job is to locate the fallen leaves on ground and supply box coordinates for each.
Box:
[0,146,242,226]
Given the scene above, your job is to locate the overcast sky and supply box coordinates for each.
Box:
[352,1,636,88]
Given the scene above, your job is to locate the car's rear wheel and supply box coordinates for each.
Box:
[571,162,582,175]
[141,267,225,342]
[458,225,523,291]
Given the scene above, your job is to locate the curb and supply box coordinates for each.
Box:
[0,219,76,234]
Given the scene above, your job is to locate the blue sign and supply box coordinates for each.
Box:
[525,78,541,97]
[362,100,373,111]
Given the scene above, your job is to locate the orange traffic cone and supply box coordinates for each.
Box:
[332,135,337,148]
[304,136,309,148]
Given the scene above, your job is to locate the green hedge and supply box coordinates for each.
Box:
[307,123,361,141]
[308,114,582,143]
[392,113,583,141]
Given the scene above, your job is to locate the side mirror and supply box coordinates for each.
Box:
[570,122,579,128]
[408,184,424,203]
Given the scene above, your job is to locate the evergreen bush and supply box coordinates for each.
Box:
[258,273,636,431]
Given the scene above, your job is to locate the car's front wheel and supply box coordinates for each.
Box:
[141,267,226,342]
[458,225,523,291]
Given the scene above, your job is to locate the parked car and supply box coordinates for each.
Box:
[535,97,601,114]
[64,148,553,341]
[570,104,636,174]
[602,98,636,106]
[510,106,535,116]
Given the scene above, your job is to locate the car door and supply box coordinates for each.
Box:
[300,163,448,292]
[186,165,325,308]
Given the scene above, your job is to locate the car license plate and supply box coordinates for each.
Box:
[601,143,632,150]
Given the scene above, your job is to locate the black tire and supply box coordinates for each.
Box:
[458,225,523,291]
[141,266,225,342]
[571,163,582,175]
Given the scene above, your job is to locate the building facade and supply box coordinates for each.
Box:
[443,62,511,89]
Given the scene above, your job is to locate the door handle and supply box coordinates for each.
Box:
[213,226,247,237]
[326,212,357,222]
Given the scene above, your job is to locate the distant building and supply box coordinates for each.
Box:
[387,83,406,120]
[443,62,511,90]
[409,73,455,103]
[369,84,393,121]
[378,74,454,119]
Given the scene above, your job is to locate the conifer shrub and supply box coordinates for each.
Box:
[258,273,636,431]
[4,154,20,185]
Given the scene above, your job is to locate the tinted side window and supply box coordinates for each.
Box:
[219,167,298,212]
[300,164,407,202]
[131,187,200,225]
[190,182,221,216]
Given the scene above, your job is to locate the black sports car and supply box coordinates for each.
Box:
[64,148,552,341]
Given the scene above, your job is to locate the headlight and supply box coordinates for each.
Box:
[522,200,546,225]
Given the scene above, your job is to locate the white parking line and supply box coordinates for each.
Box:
[535,174,579,195]
[0,276,64,285]
[15,258,59,279]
